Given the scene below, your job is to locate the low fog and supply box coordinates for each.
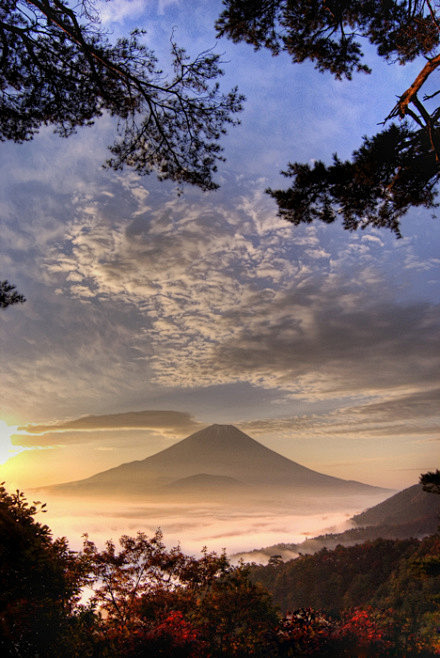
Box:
[35,490,386,558]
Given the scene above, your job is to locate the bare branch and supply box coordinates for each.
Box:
[388,52,440,119]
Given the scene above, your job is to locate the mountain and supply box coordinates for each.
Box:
[46,424,391,501]
[352,483,440,529]
[162,473,249,498]
[232,483,440,564]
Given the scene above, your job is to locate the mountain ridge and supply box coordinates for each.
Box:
[352,483,440,527]
[46,424,391,499]
[231,482,440,564]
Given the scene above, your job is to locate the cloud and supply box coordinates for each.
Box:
[237,385,440,446]
[3,165,436,421]
[20,410,202,435]
[353,388,440,421]
[209,299,440,399]
[95,0,149,25]
[238,415,332,438]
[1,124,440,429]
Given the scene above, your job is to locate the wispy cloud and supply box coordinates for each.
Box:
[46,187,440,404]
[21,410,201,435]
[239,385,440,442]
[2,153,438,425]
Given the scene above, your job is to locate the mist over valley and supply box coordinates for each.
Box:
[34,425,394,555]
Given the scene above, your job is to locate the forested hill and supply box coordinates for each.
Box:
[249,535,440,616]
[1,483,440,656]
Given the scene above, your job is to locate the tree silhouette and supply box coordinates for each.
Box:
[217,0,440,235]
[0,281,25,308]
[82,529,278,656]
[0,485,92,655]
[1,0,244,307]
[421,470,440,495]
[1,487,439,656]
[2,0,243,190]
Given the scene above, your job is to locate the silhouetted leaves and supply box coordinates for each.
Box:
[267,124,440,236]
[82,529,278,656]
[1,484,439,655]
[217,1,440,235]
[0,485,92,656]
[421,470,440,495]
[1,0,245,307]
[217,1,439,76]
[0,281,25,308]
[1,0,243,190]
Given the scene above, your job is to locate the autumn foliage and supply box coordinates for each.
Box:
[0,485,439,656]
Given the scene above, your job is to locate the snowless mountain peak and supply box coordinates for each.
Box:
[48,422,391,500]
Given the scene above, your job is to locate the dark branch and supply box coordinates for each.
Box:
[0,281,26,309]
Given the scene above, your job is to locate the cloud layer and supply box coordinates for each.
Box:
[22,409,201,435]
[39,174,440,407]
[1,0,439,494]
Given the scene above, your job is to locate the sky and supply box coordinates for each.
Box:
[1,0,439,507]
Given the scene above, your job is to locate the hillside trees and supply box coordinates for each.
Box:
[419,470,440,579]
[276,606,429,657]
[0,485,278,656]
[0,484,278,656]
[217,0,440,236]
[421,470,440,495]
[0,484,92,656]
[251,538,422,614]
[82,529,279,656]
[250,535,440,654]
[1,482,440,655]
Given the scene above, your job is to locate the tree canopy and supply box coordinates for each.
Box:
[82,529,278,656]
[0,281,25,308]
[1,485,440,656]
[421,470,440,495]
[2,0,243,190]
[0,484,91,655]
[217,0,440,236]
[0,0,244,308]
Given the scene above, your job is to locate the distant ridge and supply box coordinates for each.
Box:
[163,473,249,496]
[352,483,440,529]
[47,424,391,499]
[232,482,440,564]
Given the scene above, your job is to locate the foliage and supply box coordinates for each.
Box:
[0,280,25,308]
[0,0,244,309]
[421,470,440,495]
[217,0,440,235]
[419,471,440,578]
[251,534,440,655]
[373,535,440,623]
[276,606,439,656]
[217,0,439,77]
[277,608,335,656]
[0,484,93,656]
[82,529,279,656]
[250,538,421,613]
[1,484,439,655]
[0,489,277,656]
[268,124,439,238]
[139,610,204,657]
[1,0,243,191]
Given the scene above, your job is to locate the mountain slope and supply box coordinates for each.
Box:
[232,483,440,564]
[352,483,440,528]
[48,424,390,498]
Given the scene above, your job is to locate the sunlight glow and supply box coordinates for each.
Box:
[0,421,24,465]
